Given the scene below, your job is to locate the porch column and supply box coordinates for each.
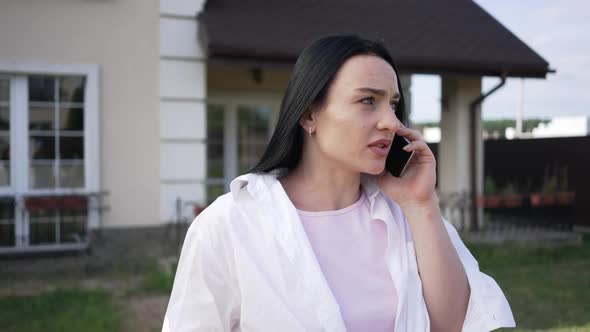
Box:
[399,74,412,124]
[439,76,483,231]
[158,0,208,223]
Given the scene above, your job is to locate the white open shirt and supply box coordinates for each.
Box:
[162,172,515,331]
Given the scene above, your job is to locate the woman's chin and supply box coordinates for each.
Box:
[364,164,386,175]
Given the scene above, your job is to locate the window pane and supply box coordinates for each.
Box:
[0,106,9,130]
[60,136,84,159]
[0,163,9,187]
[0,79,8,101]
[0,168,8,187]
[0,197,15,219]
[60,106,84,131]
[207,105,224,124]
[237,105,271,174]
[206,184,225,204]
[207,138,224,160]
[0,224,14,246]
[0,135,9,161]
[0,198,15,246]
[60,164,84,188]
[29,76,55,102]
[30,163,56,188]
[60,216,86,243]
[30,136,56,159]
[0,135,9,186]
[29,212,57,244]
[59,76,85,103]
[207,159,223,179]
[29,106,55,130]
[207,105,224,179]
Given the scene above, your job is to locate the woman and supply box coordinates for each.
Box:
[163,35,515,332]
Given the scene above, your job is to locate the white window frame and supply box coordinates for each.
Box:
[0,62,100,252]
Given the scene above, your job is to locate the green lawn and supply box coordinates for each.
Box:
[1,236,588,331]
[468,235,590,331]
[0,288,122,332]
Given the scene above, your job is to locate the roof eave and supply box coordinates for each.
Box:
[208,49,552,79]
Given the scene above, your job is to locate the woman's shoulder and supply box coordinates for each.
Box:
[184,192,236,242]
[186,173,263,237]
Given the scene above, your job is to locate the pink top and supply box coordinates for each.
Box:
[297,191,397,332]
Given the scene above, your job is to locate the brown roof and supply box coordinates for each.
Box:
[199,0,551,78]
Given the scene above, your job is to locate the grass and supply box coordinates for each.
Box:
[1,236,588,331]
[0,288,122,332]
[135,259,176,295]
[468,235,590,331]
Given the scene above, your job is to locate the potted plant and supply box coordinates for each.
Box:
[477,176,502,208]
[531,165,559,207]
[541,175,558,206]
[555,165,576,206]
[530,191,542,206]
[556,191,576,206]
[501,182,523,208]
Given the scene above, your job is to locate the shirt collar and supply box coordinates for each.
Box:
[230,170,390,220]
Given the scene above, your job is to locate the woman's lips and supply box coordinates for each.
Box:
[369,145,389,157]
[368,138,391,157]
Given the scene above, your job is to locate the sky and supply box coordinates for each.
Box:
[410,0,590,123]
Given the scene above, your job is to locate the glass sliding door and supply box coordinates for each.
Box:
[205,100,276,204]
[206,104,225,204]
[237,105,272,174]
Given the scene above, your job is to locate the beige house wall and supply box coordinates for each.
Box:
[0,0,161,227]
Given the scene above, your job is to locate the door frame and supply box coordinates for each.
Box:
[207,91,282,192]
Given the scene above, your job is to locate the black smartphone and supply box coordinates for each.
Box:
[385,134,414,177]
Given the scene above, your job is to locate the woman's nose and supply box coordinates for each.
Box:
[377,105,402,133]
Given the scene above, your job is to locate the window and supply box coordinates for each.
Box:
[0,63,99,252]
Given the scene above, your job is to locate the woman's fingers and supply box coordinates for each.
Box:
[402,139,429,153]
[395,127,423,141]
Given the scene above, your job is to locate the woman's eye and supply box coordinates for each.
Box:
[360,97,374,105]
[390,101,398,110]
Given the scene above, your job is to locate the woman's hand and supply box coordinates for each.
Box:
[377,127,438,209]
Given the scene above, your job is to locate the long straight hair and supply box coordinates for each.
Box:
[249,34,406,174]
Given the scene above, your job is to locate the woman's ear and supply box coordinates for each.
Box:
[299,106,318,133]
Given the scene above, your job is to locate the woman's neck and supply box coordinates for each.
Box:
[279,157,362,212]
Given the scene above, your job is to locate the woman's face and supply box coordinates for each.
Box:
[304,54,402,175]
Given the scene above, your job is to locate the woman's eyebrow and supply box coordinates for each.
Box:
[355,87,400,99]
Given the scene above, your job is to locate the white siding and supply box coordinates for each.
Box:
[160,17,204,58]
[159,0,208,223]
[160,0,205,17]
[160,101,206,139]
[160,59,206,99]
[160,142,206,180]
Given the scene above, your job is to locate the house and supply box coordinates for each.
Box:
[0,0,550,253]
[530,116,590,138]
